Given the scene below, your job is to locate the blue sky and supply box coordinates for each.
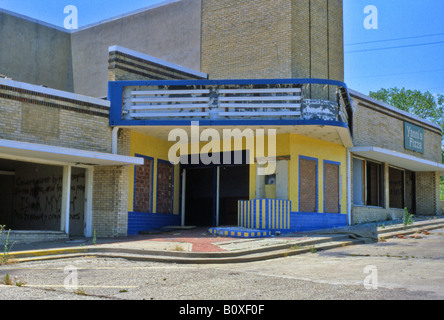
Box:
[0,0,443,96]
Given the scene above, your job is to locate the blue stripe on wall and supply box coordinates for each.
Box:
[290,212,347,232]
[127,212,181,236]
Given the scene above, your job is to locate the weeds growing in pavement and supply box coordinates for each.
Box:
[1,228,14,265]
[403,208,414,229]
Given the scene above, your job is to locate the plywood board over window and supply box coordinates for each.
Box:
[299,157,318,213]
[324,161,340,214]
[157,160,174,214]
[134,156,153,213]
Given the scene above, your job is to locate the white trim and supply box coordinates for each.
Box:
[350,146,444,172]
[61,165,72,234]
[109,45,208,79]
[349,89,442,131]
[0,139,143,166]
[84,167,94,237]
[0,78,110,108]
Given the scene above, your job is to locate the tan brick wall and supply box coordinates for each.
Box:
[202,0,292,79]
[92,166,130,237]
[351,206,404,225]
[0,84,113,153]
[0,83,132,238]
[352,97,442,163]
[202,0,344,82]
[108,50,206,82]
[416,171,440,216]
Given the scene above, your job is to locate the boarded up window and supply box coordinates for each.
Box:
[157,161,174,214]
[300,158,317,213]
[134,157,153,213]
[324,162,340,213]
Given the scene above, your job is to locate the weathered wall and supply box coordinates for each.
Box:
[71,0,202,97]
[108,47,207,82]
[351,93,442,163]
[92,165,129,237]
[0,10,73,92]
[201,0,344,82]
[0,80,112,153]
[0,79,131,237]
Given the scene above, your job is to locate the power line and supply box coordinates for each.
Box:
[345,32,444,46]
[347,68,444,80]
[345,40,444,53]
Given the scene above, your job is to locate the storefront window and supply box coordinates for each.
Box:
[353,158,384,207]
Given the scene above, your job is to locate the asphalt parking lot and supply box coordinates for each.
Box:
[1,227,443,302]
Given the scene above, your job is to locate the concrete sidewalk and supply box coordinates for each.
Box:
[4,217,444,264]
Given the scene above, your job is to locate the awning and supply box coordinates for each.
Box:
[351,146,444,174]
[0,139,144,166]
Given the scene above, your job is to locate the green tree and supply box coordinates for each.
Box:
[369,87,444,163]
[369,87,444,124]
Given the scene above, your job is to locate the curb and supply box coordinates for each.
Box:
[5,219,444,265]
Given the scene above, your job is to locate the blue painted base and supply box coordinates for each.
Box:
[290,212,347,232]
[209,227,272,238]
[128,212,181,236]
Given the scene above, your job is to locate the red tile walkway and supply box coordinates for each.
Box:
[126,227,235,252]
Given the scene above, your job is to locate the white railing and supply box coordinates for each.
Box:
[121,83,357,124]
[217,88,302,118]
[127,89,210,119]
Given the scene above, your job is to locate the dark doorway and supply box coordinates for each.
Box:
[389,167,404,209]
[182,149,250,227]
[219,165,249,226]
[0,173,14,228]
[185,167,214,226]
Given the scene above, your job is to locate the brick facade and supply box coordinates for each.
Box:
[0,79,132,238]
[324,162,340,213]
[350,91,443,222]
[201,0,344,83]
[156,161,174,214]
[92,166,130,237]
[108,48,207,82]
[0,83,112,153]
[299,158,317,213]
[134,157,154,213]
[351,92,442,163]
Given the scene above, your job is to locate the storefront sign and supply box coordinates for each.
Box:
[404,122,424,154]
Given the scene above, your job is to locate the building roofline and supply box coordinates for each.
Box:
[109,45,208,79]
[0,0,181,34]
[0,8,69,33]
[349,89,442,132]
[74,0,181,32]
[0,77,110,108]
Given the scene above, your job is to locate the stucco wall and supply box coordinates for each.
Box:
[71,0,202,98]
[0,10,73,92]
